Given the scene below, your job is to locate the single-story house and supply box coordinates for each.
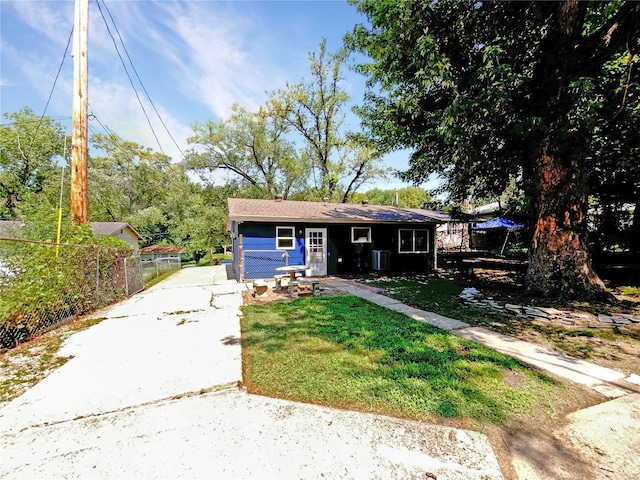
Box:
[140,244,183,261]
[227,197,448,281]
[90,222,143,250]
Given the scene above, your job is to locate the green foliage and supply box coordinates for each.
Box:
[0,218,132,347]
[267,39,388,202]
[89,132,175,221]
[242,295,569,423]
[347,0,639,299]
[0,107,67,218]
[351,186,433,208]
[347,0,638,203]
[186,104,309,199]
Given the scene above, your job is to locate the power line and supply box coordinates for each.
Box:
[25,25,74,159]
[94,0,165,155]
[0,117,72,127]
[98,0,185,160]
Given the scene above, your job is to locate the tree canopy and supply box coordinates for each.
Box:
[186,104,309,199]
[187,40,387,203]
[347,0,639,300]
[0,107,67,218]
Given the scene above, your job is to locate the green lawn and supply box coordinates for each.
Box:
[367,278,493,324]
[368,277,640,361]
[241,295,574,425]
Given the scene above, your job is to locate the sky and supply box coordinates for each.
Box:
[1,0,419,191]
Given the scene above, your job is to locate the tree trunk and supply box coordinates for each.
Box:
[525,138,611,301]
[523,2,613,301]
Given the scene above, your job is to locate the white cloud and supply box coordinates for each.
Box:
[6,1,74,46]
[87,78,191,162]
[2,0,340,162]
[123,1,286,118]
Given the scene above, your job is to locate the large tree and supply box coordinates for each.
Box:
[347,0,639,300]
[0,107,67,218]
[186,104,309,199]
[268,39,387,203]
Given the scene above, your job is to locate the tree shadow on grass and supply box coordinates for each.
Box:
[241,295,561,424]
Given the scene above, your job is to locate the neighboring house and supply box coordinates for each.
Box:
[90,222,143,250]
[227,197,447,281]
[436,202,502,251]
[140,244,183,261]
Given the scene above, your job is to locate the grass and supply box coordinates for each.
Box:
[241,295,572,425]
[182,253,232,267]
[368,277,640,363]
[618,285,640,297]
[1,316,107,403]
[367,278,491,324]
[144,268,179,289]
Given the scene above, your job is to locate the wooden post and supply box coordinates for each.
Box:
[70,0,89,225]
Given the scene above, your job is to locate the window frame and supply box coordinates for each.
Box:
[398,228,430,254]
[276,226,295,250]
[350,226,372,243]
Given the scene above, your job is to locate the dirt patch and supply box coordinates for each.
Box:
[436,268,640,378]
[0,316,106,405]
[242,280,340,305]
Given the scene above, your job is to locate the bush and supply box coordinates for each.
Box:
[0,224,133,349]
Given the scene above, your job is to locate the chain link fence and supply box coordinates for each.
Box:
[0,238,143,349]
[241,249,286,280]
[141,257,181,283]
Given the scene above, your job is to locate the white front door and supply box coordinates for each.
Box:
[305,228,327,276]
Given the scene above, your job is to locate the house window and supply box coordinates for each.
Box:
[351,226,372,243]
[276,226,295,249]
[398,229,429,253]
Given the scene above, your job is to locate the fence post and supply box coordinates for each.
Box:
[124,257,129,296]
[96,247,100,292]
[239,234,244,281]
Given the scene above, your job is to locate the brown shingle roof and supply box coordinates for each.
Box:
[227,198,449,228]
[90,222,143,240]
[140,244,182,254]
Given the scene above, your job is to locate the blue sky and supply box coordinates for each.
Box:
[1,0,418,191]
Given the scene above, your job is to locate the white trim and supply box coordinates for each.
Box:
[398,228,429,254]
[351,226,372,243]
[305,227,327,276]
[276,226,295,250]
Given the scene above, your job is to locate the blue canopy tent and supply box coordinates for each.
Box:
[472,217,525,254]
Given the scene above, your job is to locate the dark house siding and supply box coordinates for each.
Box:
[235,221,436,279]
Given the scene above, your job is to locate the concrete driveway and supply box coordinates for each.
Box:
[1,266,503,479]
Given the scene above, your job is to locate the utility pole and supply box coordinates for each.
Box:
[70,0,89,225]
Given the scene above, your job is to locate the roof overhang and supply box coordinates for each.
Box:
[229,215,441,227]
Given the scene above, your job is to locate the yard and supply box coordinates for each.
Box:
[363,271,640,376]
[240,272,639,479]
[242,295,595,421]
